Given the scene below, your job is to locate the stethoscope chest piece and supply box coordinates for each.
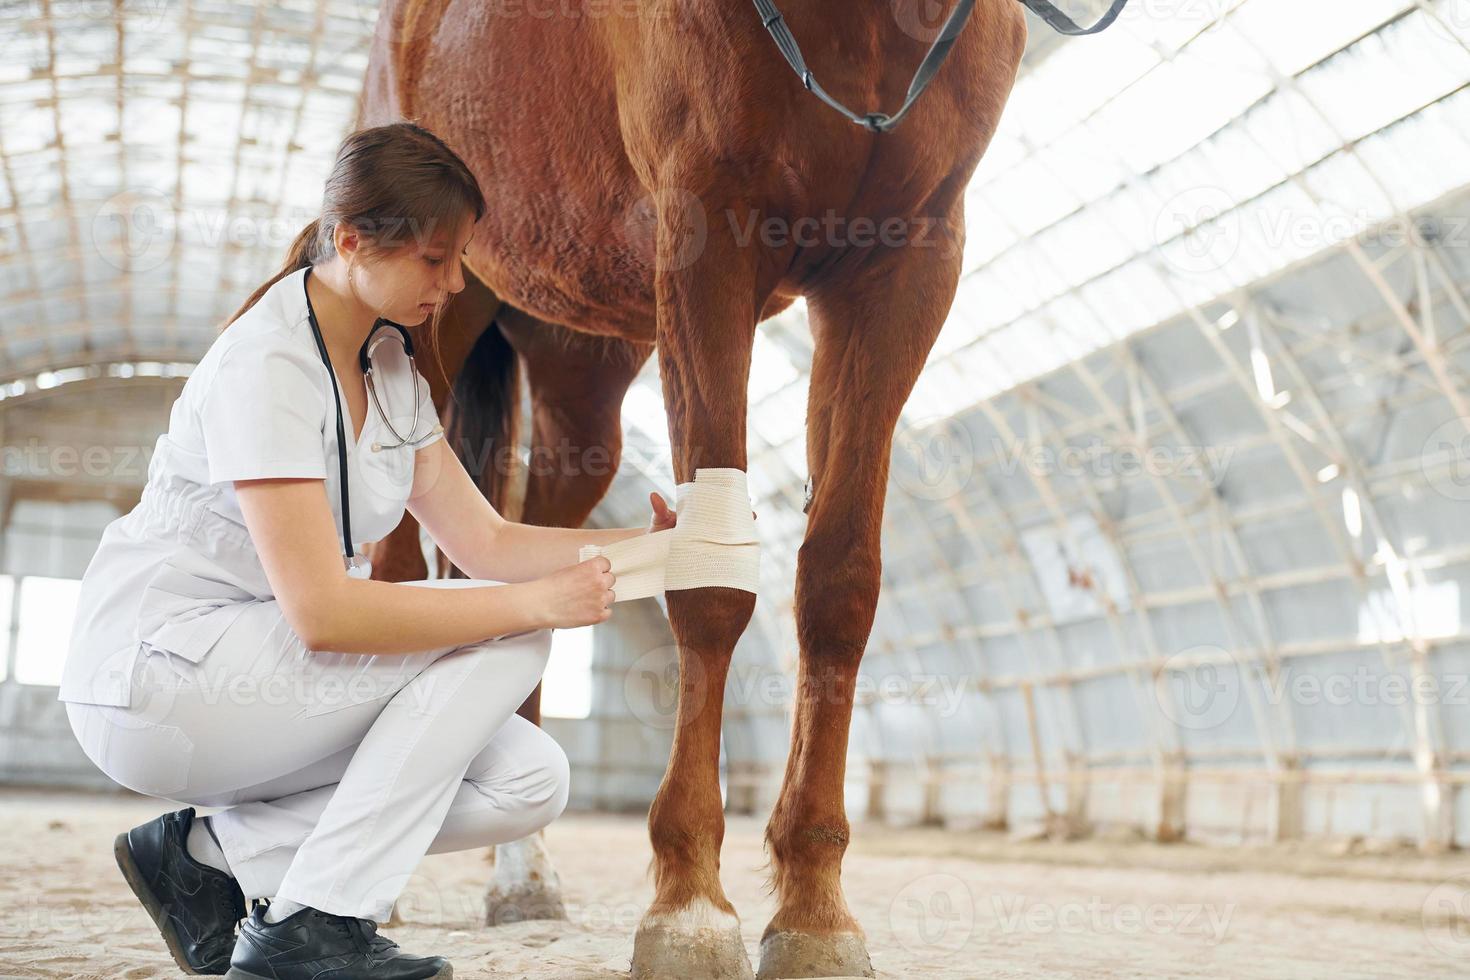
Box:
[360,319,444,452]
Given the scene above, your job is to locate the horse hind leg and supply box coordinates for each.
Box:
[367,267,504,582]
[477,307,653,928]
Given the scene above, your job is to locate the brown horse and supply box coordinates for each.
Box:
[356,1,1047,975]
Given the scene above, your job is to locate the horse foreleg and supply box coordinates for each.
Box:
[479,308,652,927]
[758,220,965,979]
[631,191,763,980]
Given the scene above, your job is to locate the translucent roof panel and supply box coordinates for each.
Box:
[0,0,373,380]
[906,0,1470,426]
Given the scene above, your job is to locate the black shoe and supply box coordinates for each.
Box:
[114,806,247,975]
[225,902,453,980]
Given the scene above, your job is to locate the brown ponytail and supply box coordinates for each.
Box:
[219,122,486,359]
[221,217,328,332]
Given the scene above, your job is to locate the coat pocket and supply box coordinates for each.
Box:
[134,556,257,664]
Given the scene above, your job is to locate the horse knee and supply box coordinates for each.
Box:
[665,586,756,651]
[794,539,880,657]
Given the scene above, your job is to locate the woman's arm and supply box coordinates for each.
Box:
[235,476,611,656]
[405,438,662,582]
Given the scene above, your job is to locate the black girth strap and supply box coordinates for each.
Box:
[750,0,1131,134]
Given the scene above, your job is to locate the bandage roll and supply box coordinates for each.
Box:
[577,467,761,602]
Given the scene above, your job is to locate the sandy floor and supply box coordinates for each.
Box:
[3,786,1469,978]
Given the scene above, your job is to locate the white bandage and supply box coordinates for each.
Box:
[577,467,760,602]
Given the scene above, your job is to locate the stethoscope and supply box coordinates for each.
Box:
[302,266,444,572]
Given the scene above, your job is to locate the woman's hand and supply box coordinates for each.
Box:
[648,491,677,533]
[644,489,758,533]
[531,555,617,627]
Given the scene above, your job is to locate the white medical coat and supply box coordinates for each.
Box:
[58,265,445,708]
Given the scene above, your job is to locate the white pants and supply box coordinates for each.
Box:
[65,578,568,923]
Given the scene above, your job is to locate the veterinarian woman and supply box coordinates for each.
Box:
[57,123,674,980]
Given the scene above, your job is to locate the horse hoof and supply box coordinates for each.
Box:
[756,929,874,979]
[631,899,755,980]
[483,883,567,926]
[483,834,568,926]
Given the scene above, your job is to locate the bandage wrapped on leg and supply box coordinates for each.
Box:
[577,468,760,602]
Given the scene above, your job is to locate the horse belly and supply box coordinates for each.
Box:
[364,0,657,340]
